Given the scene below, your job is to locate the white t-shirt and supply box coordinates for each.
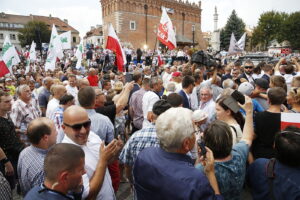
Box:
[46,98,59,118]
[62,132,115,200]
[142,91,159,128]
[66,85,78,98]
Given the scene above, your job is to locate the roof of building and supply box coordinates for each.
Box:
[85,26,103,38]
[0,12,79,33]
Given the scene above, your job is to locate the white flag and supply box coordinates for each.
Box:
[237,32,246,51]
[228,33,243,55]
[29,41,36,61]
[157,7,176,50]
[45,24,63,71]
[75,40,83,69]
[1,36,20,73]
[59,31,71,49]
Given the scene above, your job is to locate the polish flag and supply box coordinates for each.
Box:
[0,60,10,77]
[281,113,300,130]
[157,7,176,50]
[106,24,126,72]
[157,50,163,66]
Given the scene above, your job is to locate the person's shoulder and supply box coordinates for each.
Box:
[24,185,43,200]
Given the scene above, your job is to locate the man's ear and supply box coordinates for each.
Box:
[62,124,66,130]
[182,138,190,152]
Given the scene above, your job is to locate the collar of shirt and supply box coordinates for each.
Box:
[157,147,193,164]
[85,109,97,115]
[30,145,49,155]
[17,98,32,107]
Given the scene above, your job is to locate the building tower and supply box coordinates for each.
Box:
[211,6,220,51]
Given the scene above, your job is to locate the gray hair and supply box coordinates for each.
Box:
[16,84,29,96]
[150,76,162,89]
[166,82,176,92]
[43,76,53,85]
[222,79,234,89]
[200,86,213,96]
[156,107,194,152]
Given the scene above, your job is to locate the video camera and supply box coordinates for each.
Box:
[191,50,221,71]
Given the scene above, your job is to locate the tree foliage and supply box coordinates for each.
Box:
[251,11,288,49]
[282,12,300,49]
[18,21,51,48]
[220,10,246,50]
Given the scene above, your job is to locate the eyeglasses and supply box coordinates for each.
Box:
[64,119,91,131]
[244,66,253,69]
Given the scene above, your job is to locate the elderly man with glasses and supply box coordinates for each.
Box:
[62,105,121,200]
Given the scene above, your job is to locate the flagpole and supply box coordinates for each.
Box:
[151,31,158,64]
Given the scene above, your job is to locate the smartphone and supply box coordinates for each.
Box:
[197,139,206,158]
[223,96,240,113]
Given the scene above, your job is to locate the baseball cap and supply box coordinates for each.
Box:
[238,82,254,96]
[255,78,269,90]
[172,71,182,77]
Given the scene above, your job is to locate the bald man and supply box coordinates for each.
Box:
[62,105,119,200]
[46,84,67,118]
[78,78,90,90]
[17,117,57,196]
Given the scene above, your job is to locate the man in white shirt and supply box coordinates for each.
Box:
[162,65,172,88]
[66,74,78,98]
[46,85,66,118]
[198,86,216,131]
[142,77,163,128]
[62,105,120,200]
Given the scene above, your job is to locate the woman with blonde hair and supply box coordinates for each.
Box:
[287,87,300,113]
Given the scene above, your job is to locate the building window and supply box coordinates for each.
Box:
[10,34,16,40]
[130,21,136,30]
[0,33,3,40]
[73,37,76,43]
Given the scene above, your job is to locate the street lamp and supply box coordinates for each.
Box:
[192,25,195,48]
[144,4,148,48]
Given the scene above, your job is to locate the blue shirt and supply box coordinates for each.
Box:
[86,109,114,144]
[25,184,80,200]
[17,146,49,196]
[133,147,223,200]
[38,88,51,108]
[247,158,300,200]
[196,141,249,200]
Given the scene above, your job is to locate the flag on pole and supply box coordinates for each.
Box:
[59,31,71,49]
[157,7,176,50]
[0,60,10,77]
[281,113,300,130]
[157,49,163,66]
[237,32,246,51]
[106,23,126,72]
[45,24,63,71]
[75,39,83,69]
[29,41,37,61]
[1,35,20,75]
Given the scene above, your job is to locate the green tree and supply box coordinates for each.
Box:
[282,12,300,49]
[220,10,245,50]
[18,21,51,48]
[251,11,287,49]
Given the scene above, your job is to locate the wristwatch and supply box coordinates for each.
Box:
[0,158,10,165]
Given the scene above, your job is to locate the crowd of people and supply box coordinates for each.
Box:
[0,46,300,200]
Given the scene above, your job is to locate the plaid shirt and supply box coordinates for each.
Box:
[119,124,159,166]
[10,99,41,145]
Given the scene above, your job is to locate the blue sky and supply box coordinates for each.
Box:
[1,0,299,37]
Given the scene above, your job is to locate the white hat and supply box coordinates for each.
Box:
[238,82,254,96]
[192,110,208,122]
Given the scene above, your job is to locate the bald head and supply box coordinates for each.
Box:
[63,105,88,125]
[78,78,90,89]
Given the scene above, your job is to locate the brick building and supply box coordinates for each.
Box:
[100,0,206,50]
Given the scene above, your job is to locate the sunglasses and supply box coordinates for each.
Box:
[64,119,91,131]
[244,66,253,69]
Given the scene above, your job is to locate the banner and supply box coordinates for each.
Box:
[60,31,71,49]
[1,35,20,74]
[75,39,83,69]
[281,113,300,130]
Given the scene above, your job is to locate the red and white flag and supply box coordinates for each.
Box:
[281,113,300,130]
[157,7,176,50]
[0,60,10,77]
[157,50,163,66]
[106,24,126,72]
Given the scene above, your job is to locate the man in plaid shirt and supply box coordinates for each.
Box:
[10,85,41,145]
[119,100,171,185]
